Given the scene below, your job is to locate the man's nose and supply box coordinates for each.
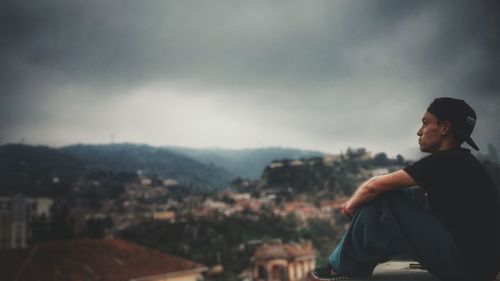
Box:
[417,128,423,136]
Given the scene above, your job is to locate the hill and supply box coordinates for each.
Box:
[61,144,233,188]
[231,148,410,202]
[166,146,324,179]
[0,144,234,195]
[0,144,83,196]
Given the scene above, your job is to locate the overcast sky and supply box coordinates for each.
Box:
[1,0,499,159]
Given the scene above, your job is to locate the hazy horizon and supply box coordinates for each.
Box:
[1,140,433,161]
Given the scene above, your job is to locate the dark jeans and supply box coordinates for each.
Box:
[329,188,471,280]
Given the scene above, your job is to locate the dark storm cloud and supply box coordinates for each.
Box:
[0,0,499,155]
[1,1,498,94]
[415,1,500,98]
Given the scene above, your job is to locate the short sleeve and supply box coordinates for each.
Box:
[403,153,442,192]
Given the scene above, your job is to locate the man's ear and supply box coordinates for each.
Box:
[440,120,452,136]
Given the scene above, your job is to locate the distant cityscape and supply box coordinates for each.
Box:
[0,144,498,281]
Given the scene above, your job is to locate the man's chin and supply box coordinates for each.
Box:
[419,145,435,153]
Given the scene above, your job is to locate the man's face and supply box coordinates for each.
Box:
[417,112,446,153]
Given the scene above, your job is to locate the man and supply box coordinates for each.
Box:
[312,98,500,281]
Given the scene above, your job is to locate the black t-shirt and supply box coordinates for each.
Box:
[404,147,500,280]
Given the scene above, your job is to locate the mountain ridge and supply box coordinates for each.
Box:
[166,146,325,179]
[0,143,233,195]
[0,143,328,195]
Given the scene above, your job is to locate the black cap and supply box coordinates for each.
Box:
[427,97,479,151]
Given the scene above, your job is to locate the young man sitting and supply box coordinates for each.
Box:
[312,98,500,281]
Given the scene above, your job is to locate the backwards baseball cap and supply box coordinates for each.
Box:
[427,97,479,151]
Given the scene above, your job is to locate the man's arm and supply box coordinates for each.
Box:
[342,170,417,218]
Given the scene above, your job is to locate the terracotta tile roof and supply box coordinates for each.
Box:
[0,239,207,281]
[254,243,316,260]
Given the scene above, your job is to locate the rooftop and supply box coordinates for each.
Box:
[254,242,316,260]
[0,239,207,281]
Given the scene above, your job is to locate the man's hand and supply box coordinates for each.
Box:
[341,201,356,219]
[341,170,417,220]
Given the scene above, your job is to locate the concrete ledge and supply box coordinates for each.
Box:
[366,261,439,280]
[328,260,500,280]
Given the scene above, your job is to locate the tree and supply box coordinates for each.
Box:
[85,216,113,238]
[373,152,389,166]
[396,154,405,165]
[29,214,51,244]
[50,205,75,240]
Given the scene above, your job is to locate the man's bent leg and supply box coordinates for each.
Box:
[328,193,394,276]
[328,189,469,279]
[381,190,470,280]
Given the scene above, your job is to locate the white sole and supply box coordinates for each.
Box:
[311,271,349,281]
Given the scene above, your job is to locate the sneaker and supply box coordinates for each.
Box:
[311,265,349,281]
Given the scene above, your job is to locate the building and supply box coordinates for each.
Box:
[319,197,349,213]
[249,241,316,281]
[275,202,324,221]
[153,210,176,222]
[0,239,208,281]
[0,194,53,249]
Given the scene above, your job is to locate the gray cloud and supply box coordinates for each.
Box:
[1,0,499,158]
